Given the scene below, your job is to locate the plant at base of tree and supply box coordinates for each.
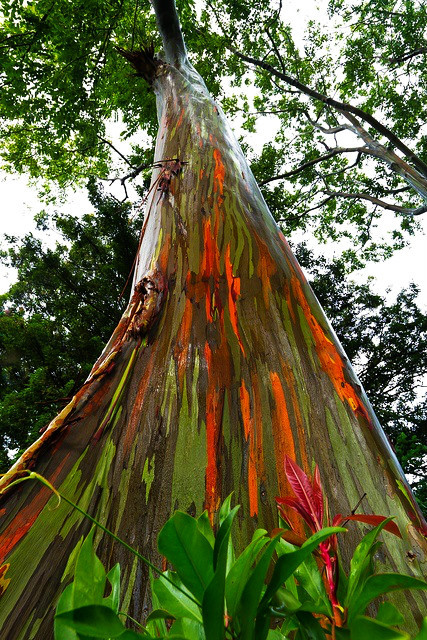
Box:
[5,470,427,639]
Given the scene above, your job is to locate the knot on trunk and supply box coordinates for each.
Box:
[127,270,167,339]
[116,43,162,84]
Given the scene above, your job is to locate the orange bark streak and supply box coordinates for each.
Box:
[240,380,258,516]
[158,233,171,273]
[204,343,222,520]
[251,373,265,479]
[281,361,309,472]
[213,148,225,196]
[225,245,245,355]
[255,238,277,308]
[291,276,371,424]
[123,347,157,455]
[176,108,184,128]
[284,281,296,323]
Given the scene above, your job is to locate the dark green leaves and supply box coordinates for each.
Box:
[54,498,427,640]
[158,511,214,602]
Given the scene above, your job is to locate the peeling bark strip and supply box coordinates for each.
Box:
[0,7,427,638]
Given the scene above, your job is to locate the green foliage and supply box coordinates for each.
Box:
[1,0,426,256]
[52,496,427,640]
[0,180,143,467]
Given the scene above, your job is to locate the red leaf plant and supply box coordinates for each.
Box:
[276,456,402,623]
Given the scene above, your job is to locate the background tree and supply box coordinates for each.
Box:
[0,180,144,465]
[0,0,426,637]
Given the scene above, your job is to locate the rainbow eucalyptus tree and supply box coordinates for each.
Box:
[0,1,426,636]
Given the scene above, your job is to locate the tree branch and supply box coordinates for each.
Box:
[151,0,188,67]
[388,46,427,65]
[97,135,134,167]
[229,46,427,179]
[259,147,370,185]
[323,189,427,216]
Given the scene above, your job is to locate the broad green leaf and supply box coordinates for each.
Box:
[73,528,107,608]
[267,631,288,640]
[226,529,268,619]
[54,584,79,640]
[147,568,167,636]
[278,539,331,617]
[260,527,345,608]
[294,610,328,640]
[271,587,301,613]
[203,507,239,640]
[348,573,427,622]
[55,604,127,638]
[197,511,215,548]
[158,511,214,602]
[104,563,121,613]
[345,519,394,607]
[413,617,427,640]
[118,632,153,640]
[376,602,404,627]
[152,571,203,623]
[146,608,176,622]
[169,617,205,639]
[349,616,410,640]
[218,493,233,526]
[213,505,239,570]
[235,531,283,640]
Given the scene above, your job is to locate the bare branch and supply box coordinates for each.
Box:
[259,147,369,185]
[323,189,427,216]
[266,27,286,74]
[302,110,354,135]
[101,162,150,201]
[97,135,134,167]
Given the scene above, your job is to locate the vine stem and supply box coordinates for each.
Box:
[1,471,201,607]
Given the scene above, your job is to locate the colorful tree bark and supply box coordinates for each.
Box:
[0,18,426,638]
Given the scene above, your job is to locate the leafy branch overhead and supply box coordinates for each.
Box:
[1,0,427,256]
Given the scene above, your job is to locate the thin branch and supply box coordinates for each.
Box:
[103,163,150,202]
[97,135,134,167]
[290,194,335,217]
[266,27,286,74]
[321,152,363,179]
[323,189,427,216]
[302,110,354,135]
[259,147,369,185]
[388,46,427,65]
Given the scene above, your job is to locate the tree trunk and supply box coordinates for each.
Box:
[0,15,426,638]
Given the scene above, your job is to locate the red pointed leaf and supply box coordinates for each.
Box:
[277,496,317,532]
[312,464,324,526]
[284,456,322,530]
[343,514,402,538]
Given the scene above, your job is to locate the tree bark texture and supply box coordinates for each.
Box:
[0,57,426,638]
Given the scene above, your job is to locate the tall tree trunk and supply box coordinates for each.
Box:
[0,6,426,637]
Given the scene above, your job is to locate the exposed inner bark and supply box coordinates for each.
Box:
[0,49,426,639]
